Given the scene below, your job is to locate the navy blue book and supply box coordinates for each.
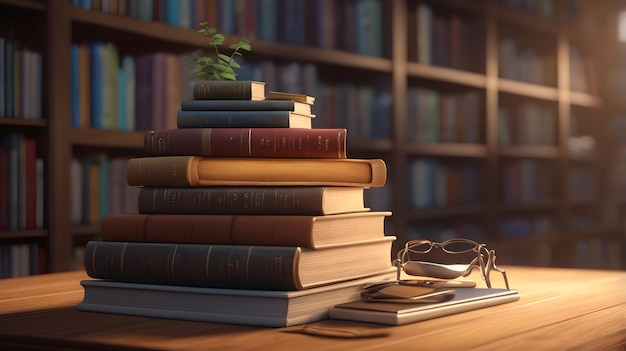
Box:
[181,99,311,115]
[176,110,314,129]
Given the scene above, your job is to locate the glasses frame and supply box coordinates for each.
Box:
[393,238,510,290]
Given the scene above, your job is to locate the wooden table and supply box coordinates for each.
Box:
[0,266,624,350]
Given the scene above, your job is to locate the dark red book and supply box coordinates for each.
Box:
[144,128,347,158]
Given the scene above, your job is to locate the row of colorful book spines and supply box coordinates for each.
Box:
[502,160,604,204]
[70,0,209,29]
[498,39,556,86]
[501,159,555,204]
[498,0,555,19]
[0,133,44,232]
[0,35,43,119]
[0,242,45,279]
[70,42,192,131]
[216,0,385,57]
[404,88,481,144]
[71,0,386,57]
[413,3,484,71]
[406,159,481,209]
[70,155,139,226]
[498,105,556,145]
[571,238,623,270]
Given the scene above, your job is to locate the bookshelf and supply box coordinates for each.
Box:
[0,0,623,275]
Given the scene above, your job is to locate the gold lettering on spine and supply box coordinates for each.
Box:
[247,128,252,156]
[273,255,283,280]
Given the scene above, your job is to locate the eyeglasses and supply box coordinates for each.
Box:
[393,238,510,290]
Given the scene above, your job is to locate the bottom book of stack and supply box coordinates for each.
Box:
[76,270,396,327]
[329,287,520,326]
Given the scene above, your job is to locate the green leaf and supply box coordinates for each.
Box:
[229,61,241,69]
[221,72,237,80]
[217,53,232,62]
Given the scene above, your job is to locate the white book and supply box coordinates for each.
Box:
[329,287,520,326]
[76,270,396,328]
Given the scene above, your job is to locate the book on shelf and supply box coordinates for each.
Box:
[267,91,315,105]
[83,236,396,291]
[329,288,520,326]
[100,211,390,248]
[143,128,346,158]
[126,156,387,187]
[193,80,265,100]
[176,110,315,129]
[76,270,397,327]
[136,186,367,215]
[180,99,312,115]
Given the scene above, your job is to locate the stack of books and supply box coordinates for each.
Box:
[77,80,397,327]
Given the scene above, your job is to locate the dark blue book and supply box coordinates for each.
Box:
[176,110,314,129]
[180,99,311,115]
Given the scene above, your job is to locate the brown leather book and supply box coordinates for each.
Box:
[143,128,346,158]
[100,211,391,248]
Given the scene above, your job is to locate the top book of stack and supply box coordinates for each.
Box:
[180,80,316,129]
[193,80,266,101]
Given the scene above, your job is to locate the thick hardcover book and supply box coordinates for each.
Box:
[137,186,366,215]
[176,110,314,129]
[329,288,520,325]
[143,128,346,158]
[180,99,311,115]
[126,156,387,187]
[100,212,390,248]
[83,237,396,290]
[76,270,396,327]
[192,80,265,100]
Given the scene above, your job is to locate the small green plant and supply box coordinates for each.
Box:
[188,21,251,81]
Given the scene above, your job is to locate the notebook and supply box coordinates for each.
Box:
[329,287,520,325]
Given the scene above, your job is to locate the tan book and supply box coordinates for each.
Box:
[126,156,387,187]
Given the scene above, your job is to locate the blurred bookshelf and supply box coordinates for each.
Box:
[0,0,623,276]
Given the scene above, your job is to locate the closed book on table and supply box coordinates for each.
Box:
[143,128,346,158]
[126,156,387,187]
[76,270,396,327]
[83,237,396,291]
[100,212,391,248]
[137,186,366,215]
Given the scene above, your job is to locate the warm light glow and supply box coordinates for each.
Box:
[619,11,626,42]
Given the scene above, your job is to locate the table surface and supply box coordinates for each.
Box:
[0,266,625,351]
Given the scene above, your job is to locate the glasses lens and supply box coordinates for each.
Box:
[406,241,432,253]
[442,239,478,253]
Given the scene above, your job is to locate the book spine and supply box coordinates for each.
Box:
[180,99,295,111]
[126,156,197,186]
[176,110,293,128]
[144,128,347,158]
[101,213,317,247]
[193,80,252,100]
[84,240,300,290]
[137,186,326,215]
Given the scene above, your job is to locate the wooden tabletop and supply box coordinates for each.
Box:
[0,266,624,351]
